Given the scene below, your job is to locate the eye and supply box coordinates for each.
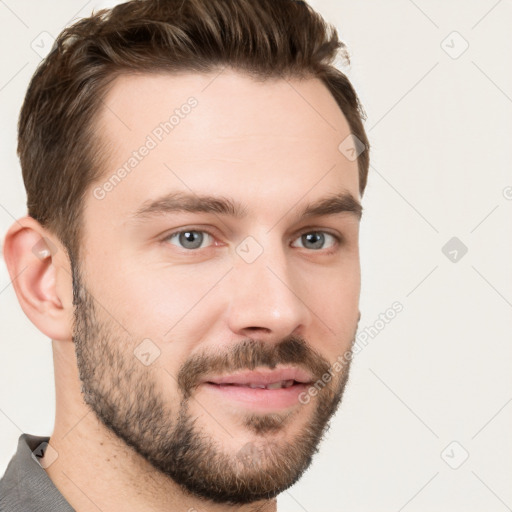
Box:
[291,231,340,252]
[162,228,341,253]
[164,229,215,250]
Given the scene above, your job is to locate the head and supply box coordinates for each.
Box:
[5,0,369,505]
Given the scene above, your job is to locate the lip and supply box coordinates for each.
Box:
[201,381,311,410]
[203,367,314,387]
[199,366,314,411]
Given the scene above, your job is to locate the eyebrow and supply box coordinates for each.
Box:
[131,190,362,222]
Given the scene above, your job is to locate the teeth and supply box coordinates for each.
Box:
[213,380,296,389]
[245,379,295,389]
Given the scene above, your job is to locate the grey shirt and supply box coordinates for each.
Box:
[0,433,74,511]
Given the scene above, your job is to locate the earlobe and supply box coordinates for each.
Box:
[2,216,74,342]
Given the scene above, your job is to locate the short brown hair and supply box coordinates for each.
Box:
[18,0,369,262]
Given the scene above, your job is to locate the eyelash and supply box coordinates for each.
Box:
[160,228,342,254]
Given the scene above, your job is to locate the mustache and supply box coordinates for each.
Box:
[177,335,333,398]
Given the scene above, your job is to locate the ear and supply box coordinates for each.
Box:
[2,216,74,342]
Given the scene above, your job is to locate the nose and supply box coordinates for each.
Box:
[225,236,313,341]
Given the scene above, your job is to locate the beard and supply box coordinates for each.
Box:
[71,259,356,505]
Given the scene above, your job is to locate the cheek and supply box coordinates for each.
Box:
[303,265,360,353]
[95,260,228,341]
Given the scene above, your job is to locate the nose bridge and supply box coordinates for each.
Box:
[225,232,311,337]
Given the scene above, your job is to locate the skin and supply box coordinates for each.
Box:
[3,69,362,512]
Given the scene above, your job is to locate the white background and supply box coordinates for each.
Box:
[1,1,511,511]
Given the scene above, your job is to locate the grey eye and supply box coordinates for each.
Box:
[167,230,213,250]
[292,232,336,250]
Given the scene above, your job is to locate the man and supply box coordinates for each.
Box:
[0,0,369,510]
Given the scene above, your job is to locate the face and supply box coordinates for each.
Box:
[73,69,362,504]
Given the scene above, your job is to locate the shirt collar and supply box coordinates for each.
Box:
[0,433,75,511]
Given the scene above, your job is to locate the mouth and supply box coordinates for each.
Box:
[200,367,314,410]
[209,379,298,390]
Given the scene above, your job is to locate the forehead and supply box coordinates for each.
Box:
[87,69,359,225]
